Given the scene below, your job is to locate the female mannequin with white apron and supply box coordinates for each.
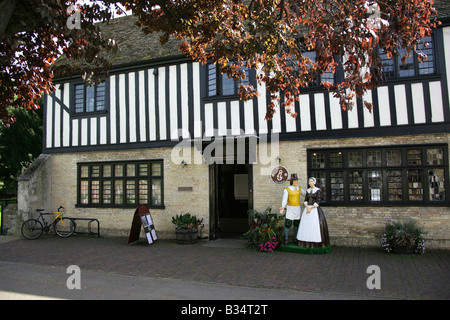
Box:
[296,177,330,248]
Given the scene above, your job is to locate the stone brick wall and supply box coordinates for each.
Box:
[253,133,450,249]
[15,154,53,234]
[1,203,18,235]
[15,132,449,249]
[17,147,209,240]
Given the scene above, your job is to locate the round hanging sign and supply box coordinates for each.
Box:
[271,166,289,184]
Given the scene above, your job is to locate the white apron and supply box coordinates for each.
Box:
[297,206,322,242]
[285,205,301,221]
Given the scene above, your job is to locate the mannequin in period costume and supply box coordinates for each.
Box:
[280,173,306,245]
[296,177,330,248]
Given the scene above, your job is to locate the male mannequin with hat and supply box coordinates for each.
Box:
[279,173,306,245]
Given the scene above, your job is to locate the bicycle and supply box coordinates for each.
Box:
[21,206,75,239]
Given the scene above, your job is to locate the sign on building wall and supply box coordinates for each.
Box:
[271,166,289,184]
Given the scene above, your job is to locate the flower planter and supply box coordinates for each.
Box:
[391,239,416,254]
[381,216,425,254]
[172,213,203,244]
[175,228,198,244]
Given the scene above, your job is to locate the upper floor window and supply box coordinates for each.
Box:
[379,36,435,80]
[302,51,335,86]
[74,82,106,113]
[207,63,250,97]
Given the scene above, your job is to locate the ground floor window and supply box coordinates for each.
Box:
[308,144,448,205]
[77,160,164,208]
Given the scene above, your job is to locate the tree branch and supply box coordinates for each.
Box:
[0,0,16,41]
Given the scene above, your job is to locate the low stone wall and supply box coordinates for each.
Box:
[325,207,449,249]
[1,203,19,236]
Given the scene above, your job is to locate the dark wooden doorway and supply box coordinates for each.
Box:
[209,163,253,240]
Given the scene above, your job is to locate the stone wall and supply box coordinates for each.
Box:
[16,147,209,239]
[253,133,450,249]
[14,154,53,234]
[1,203,18,235]
[14,132,450,249]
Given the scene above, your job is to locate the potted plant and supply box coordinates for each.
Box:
[381,215,426,254]
[242,206,284,252]
[171,213,203,244]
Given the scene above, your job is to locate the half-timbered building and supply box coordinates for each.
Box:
[18,6,450,247]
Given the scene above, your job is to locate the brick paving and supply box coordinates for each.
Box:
[0,236,448,300]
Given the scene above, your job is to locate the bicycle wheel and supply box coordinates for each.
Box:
[21,219,44,240]
[54,218,75,238]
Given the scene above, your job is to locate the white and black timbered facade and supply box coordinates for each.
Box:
[45,28,450,153]
[32,13,450,244]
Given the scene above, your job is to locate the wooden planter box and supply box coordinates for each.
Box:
[175,228,198,244]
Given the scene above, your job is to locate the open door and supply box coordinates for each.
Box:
[209,163,253,239]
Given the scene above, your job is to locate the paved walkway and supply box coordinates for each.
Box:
[0,235,448,300]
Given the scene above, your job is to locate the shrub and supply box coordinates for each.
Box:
[242,206,284,252]
[381,215,426,254]
[171,213,203,230]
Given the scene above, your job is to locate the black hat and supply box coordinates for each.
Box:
[288,173,298,181]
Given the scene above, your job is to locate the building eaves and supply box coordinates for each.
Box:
[52,15,182,79]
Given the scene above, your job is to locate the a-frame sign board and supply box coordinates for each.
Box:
[128,205,158,245]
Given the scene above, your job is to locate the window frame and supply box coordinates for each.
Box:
[76,159,164,209]
[378,35,436,80]
[73,80,108,115]
[206,63,251,98]
[301,50,336,88]
[307,144,449,206]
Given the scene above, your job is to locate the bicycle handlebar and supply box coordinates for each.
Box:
[35,206,65,214]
